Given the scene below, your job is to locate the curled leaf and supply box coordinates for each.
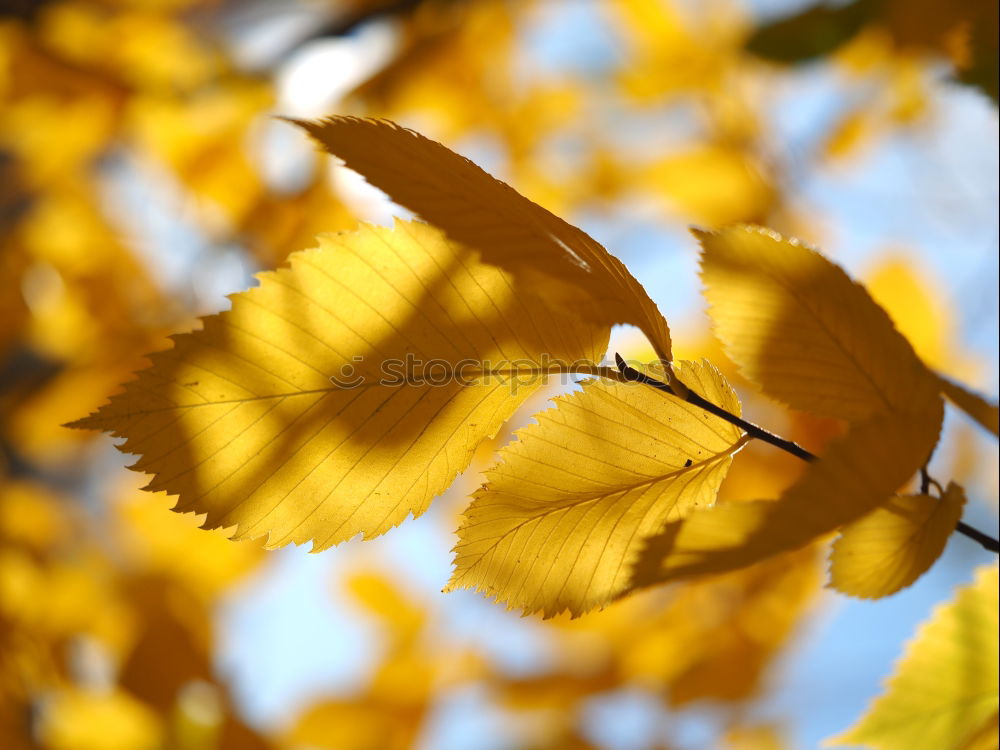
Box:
[293,116,674,364]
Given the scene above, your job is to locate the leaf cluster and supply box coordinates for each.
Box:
[71,116,1000,747]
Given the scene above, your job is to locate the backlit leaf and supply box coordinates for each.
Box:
[829,483,966,599]
[862,258,999,436]
[114,486,263,601]
[69,220,607,549]
[827,563,999,750]
[938,375,1000,436]
[864,256,955,368]
[634,400,943,583]
[650,545,822,706]
[639,144,775,225]
[697,225,939,421]
[292,116,674,363]
[37,688,162,750]
[344,571,426,642]
[285,699,414,750]
[448,360,745,618]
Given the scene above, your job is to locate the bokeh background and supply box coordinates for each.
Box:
[1,0,997,748]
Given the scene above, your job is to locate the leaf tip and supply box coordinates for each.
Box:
[275,114,309,128]
[62,414,96,431]
[688,225,714,241]
[63,398,121,432]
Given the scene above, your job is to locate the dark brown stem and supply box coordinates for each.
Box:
[614,354,817,461]
[919,466,931,494]
[613,353,1000,554]
[919,466,945,496]
[956,521,1000,552]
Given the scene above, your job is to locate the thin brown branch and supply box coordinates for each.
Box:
[612,353,1000,554]
[614,354,816,461]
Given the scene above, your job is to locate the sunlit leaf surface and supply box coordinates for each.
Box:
[71,220,606,549]
[449,360,745,617]
[829,483,966,598]
[697,225,939,421]
[828,564,999,750]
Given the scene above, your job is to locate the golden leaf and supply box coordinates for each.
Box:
[861,259,998,436]
[634,401,943,583]
[0,481,71,551]
[285,699,414,750]
[864,257,950,369]
[344,571,425,642]
[640,144,774,225]
[697,225,938,421]
[36,688,161,750]
[938,375,1000,437]
[448,360,746,618]
[827,563,999,750]
[114,487,263,601]
[291,116,673,363]
[829,483,966,598]
[130,83,272,226]
[70,220,606,549]
[640,546,822,706]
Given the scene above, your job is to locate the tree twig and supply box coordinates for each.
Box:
[956,521,1000,551]
[613,353,1000,554]
[614,354,816,460]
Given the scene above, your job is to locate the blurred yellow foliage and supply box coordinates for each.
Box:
[37,687,162,750]
[641,144,775,225]
[0,0,995,749]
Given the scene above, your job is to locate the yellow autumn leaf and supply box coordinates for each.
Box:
[448,360,746,618]
[862,258,998,436]
[69,220,606,549]
[829,483,966,599]
[130,82,272,226]
[725,724,788,750]
[827,563,999,750]
[114,487,263,601]
[634,400,943,583]
[640,144,775,225]
[823,107,876,162]
[291,116,673,364]
[622,545,821,705]
[344,571,426,642]
[938,374,1000,437]
[962,714,1000,750]
[286,699,414,750]
[864,257,950,369]
[0,481,71,551]
[37,687,162,750]
[697,225,939,421]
